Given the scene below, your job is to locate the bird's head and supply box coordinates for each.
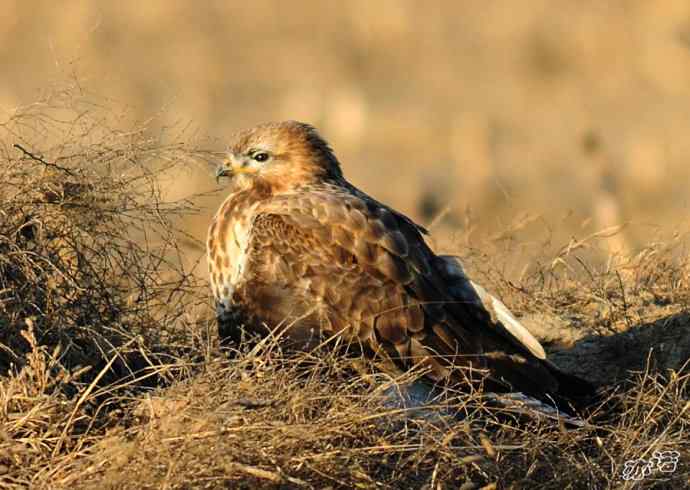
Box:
[216,121,344,192]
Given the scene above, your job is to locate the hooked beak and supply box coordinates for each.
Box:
[215,163,231,184]
[215,154,257,184]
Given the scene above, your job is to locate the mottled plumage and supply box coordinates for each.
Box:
[208,121,593,406]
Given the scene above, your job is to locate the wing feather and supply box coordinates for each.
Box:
[239,185,561,396]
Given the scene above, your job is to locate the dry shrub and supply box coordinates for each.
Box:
[0,83,211,487]
[0,84,688,489]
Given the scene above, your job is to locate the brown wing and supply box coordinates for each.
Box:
[237,184,563,396]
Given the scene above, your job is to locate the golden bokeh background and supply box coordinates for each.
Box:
[3,1,690,275]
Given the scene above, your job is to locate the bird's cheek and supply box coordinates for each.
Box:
[232,161,260,175]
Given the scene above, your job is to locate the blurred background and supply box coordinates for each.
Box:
[2,0,690,278]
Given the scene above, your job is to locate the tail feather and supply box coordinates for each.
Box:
[437,254,598,412]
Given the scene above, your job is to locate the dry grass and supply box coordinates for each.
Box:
[1,87,688,489]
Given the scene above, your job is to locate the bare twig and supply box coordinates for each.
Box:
[14,143,77,176]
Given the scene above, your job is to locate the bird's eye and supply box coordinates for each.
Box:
[252,151,270,162]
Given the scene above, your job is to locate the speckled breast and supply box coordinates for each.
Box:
[206,196,257,306]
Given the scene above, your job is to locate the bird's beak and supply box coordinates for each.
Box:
[216,155,258,183]
[215,162,232,184]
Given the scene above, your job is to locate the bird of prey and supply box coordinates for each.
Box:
[207,121,594,408]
